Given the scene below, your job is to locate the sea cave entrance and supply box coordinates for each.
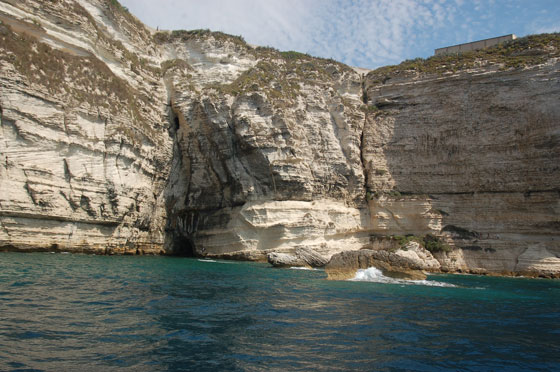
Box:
[172,235,196,257]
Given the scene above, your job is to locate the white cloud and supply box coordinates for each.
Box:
[121,0,462,68]
[119,0,559,69]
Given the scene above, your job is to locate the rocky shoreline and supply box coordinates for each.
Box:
[268,243,560,280]
[2,243,559,279]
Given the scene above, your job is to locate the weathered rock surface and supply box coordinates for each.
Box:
[295,247,329,268]
[162,37,368,258]
[0,1,559,278]
[267,252,305,268]
[0,0,171,254]
[325,249,430,281]
[362,57,560,277]
[267,246,328,268]
[513,244,560,278]
[393,242,441,271]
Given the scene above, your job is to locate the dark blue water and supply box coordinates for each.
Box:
[0,253,559,371]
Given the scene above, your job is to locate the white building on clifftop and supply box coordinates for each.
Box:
[435,34,517,55]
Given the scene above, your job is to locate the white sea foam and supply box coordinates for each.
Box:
[289,266,321,271]
[196,259,238,264]
[350,267,457,287]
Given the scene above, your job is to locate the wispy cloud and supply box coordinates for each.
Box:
[305,0,458,67]
[120,0,560,69]
[529,23,560,34]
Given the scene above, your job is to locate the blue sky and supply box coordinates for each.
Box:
[119,0,560,69]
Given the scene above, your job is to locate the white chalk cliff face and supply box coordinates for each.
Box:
[0,0,171,254]
[160,32,368,259]
[0,1,559,277]
[363,59,560,276]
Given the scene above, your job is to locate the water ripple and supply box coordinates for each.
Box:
[0,252,559,371]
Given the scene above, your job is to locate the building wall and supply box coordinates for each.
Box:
[435,34,517,56]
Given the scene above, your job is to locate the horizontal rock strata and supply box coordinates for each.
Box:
[0,0,171,254]
[361,58,560,277]
[0,1,559,277]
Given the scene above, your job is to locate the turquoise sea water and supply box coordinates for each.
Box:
[0,253,559,372]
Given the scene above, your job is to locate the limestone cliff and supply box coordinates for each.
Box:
[160,33,369,259]
[1,1,559,277]
[362,38,560,277]
[0,0,171,254]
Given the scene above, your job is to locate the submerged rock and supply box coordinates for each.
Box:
[324,247,441,281]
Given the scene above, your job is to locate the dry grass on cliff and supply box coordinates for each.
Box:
[153,29,247,50]
[160,59,192,75]
[0,23,154,144]
[209,60,301,101]
[370,33,560,80]
[71,2,160,77]
[205,48,354,105]
[105,0,152,43]
[152,23,356,106]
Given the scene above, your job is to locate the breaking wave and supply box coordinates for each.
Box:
[351,267,457,287]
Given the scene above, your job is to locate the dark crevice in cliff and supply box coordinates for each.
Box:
[163,99,184,255]
[359,77,370,202]
[170,234,196,257]
[164,96,206,257]
[359,126,369,200]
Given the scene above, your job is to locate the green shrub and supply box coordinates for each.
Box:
[393,235,423,248]
[391,234,452,253]
[423,234,452,253]
[280,50,310,60]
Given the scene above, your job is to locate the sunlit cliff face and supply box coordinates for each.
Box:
[1,0,559,277]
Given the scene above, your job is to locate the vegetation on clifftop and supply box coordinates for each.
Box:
[369,33,560,80]
[208,60,301,100]
[203,48,354,105]
[153,29,248,49]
